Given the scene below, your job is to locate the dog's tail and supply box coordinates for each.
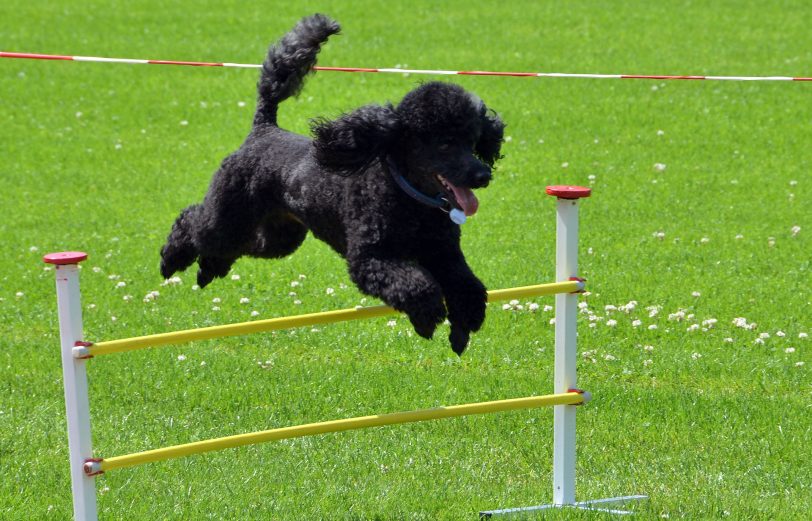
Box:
[254,14,340,127]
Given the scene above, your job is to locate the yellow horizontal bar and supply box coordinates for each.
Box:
[99,392,584,472]
[88,281,581,357]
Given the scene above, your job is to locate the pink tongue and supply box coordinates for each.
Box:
[449,184,479,216]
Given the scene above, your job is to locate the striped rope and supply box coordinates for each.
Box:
[2,51,810,81]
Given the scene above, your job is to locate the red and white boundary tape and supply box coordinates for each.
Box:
[2,51,810,82]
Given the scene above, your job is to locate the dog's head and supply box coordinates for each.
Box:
[312,82,505,217]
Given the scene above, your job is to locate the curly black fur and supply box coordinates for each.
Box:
[160,14,505,355]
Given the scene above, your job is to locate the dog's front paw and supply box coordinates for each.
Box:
[449,323,471,356]
[405,299,447,340]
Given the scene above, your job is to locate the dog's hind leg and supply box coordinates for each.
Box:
[160,204,202,280]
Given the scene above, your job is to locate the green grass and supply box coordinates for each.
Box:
[1,0,810,519]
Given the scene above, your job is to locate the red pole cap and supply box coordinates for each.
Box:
[545,185,592,199]
[43,252,88,265]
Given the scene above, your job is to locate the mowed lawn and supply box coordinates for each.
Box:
[0,1,809,519]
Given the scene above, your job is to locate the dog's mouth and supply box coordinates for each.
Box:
[437,175,479,216]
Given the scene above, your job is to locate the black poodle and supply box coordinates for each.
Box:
[160,14,505,355]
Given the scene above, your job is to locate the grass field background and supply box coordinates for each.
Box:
[1,1,810,519]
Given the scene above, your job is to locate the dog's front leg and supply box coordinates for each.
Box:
[421,248,487,355]
[348,256,447,340]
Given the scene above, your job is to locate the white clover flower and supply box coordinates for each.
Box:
[776,331,785,337]
[796,361,805,367]
[785,347,796,354]
[759,332,770,339]
[642,359,654,368]
[668,310,686,321]
[290,281,300,287]
[212,297,221,303]
[231,274,241,281]
[192,285,200,291]
[588,323,597,328]
[691,352,702,360]
[549,318,556,325]
[692,291,701,297]
[578,302,589,310]
[293,300,302,305]
[700,237,710,244]
[298,274,306,280]
[561,162,569,168]
[732,317,753,329]
[92,266,102,273]
[768,237,776,247]
[605,304,617,312]
[754,338,765,345]
[116,281,126,288]
[123,295,132,301]
[687,324,700,332]
[177,355,186,361]
[632,319,642,327]
[528,303,539,312]
[603,354,616,361]
[288,291,297,297]
[250,310,260,317]
[799,332,808,339]
[200,361,207,366]
[723,337,734,343]
[239,297,250,304]
[648,324,658,330]
[502,303,512,311]
[325,287,335,295]
[237,101,246,107]
[735,234,744,240]
[791,225,801,237]
[653,231,666,240]
[108,274,120,280]
[543,305,553,312]
[657,130,665,136]
[161,276,182,286]
[111,316,117,322]
[606,319,618,327]
[509,299,520,306]
[212,306,220,311]
[180,120,189,126]
[654,163,667,171]
[647,305,661,317]
[386,320,397,327]
[644,345,654,352]
[702,318,718,328]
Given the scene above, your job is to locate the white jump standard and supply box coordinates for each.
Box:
[46,186,645,520]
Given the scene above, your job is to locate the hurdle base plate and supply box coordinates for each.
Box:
[480,495,648,518]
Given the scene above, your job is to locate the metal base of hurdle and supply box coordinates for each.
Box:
[480,495,649,518]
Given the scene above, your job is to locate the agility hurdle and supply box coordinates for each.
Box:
[47,185,645,520]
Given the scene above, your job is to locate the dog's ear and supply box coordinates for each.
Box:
[311,103,401,175]
[475,109,505,168]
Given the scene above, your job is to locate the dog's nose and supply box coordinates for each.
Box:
[472,169,491,188]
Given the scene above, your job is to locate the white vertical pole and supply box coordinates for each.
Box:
[46,252,97,521]
[548,186,589,506]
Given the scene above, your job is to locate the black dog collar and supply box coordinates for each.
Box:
[385,156,466,225]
